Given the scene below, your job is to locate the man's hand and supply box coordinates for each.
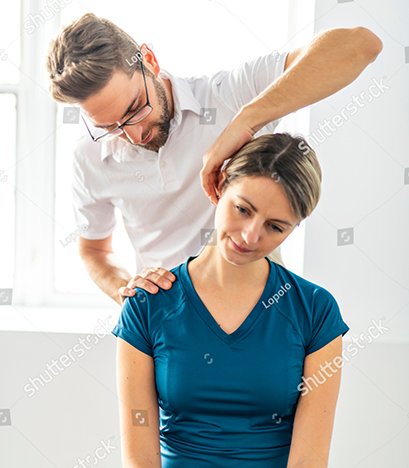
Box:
[200,111,255,205]
[118,267,176,305]
[200,27,383,206]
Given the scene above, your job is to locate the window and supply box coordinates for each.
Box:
[6,0,308,311]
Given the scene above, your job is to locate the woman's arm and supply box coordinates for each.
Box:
[287,335,344,468]
[116,337,161,468]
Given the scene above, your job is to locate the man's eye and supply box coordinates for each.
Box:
[128,104,141,116]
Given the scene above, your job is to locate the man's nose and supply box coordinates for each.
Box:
[122,125,145,145]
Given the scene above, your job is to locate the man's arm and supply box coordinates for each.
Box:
[78,235,132,305]
[244,26,383,133]
[78,235,176,306]
[201,26,383,204]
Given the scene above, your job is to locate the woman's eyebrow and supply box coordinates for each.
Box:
[94,92,141,129]
[236,195,293,226]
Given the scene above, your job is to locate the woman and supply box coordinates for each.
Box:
[111,132,350,468]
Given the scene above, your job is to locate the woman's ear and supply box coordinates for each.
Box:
[215,171,227,199]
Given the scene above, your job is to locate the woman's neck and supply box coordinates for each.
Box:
[188,245,270,292]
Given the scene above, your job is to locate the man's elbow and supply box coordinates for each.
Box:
[353,26,383,63]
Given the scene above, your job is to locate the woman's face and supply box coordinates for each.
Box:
[214,174,298,265]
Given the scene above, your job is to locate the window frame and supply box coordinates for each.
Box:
[9,0,310,310]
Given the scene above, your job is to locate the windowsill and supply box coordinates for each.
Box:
[0,305,121,334]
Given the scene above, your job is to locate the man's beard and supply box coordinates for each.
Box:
[132,75,171,153]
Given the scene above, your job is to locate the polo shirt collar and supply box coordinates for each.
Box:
[100,68,202,162]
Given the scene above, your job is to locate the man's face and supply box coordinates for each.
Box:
[80,63,172,153]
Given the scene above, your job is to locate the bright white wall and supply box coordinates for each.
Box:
[303,0,409,466]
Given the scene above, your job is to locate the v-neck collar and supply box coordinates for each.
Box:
[180,255,277,345]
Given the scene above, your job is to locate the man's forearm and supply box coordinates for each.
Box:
[241,27,383,133]
[79,248,132,305]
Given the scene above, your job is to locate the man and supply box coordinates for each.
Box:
[46,13,382,306]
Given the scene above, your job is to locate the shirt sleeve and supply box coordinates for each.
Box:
[212,50,289,133]
[71,141,117,240]
[306,287,350,355]
[111,291,153,357]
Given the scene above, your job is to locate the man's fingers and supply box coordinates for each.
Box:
[127,268,176,294]
[138,268,176,283]
[118,286,135,296]
[118,286,135,305]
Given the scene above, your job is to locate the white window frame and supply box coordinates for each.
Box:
[10,0,113,309]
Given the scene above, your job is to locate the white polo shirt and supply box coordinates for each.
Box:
[71,50,289,273]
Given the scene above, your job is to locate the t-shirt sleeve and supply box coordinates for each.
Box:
[111,290,153,357]
[305,287,350,355]
[212,50,289,132]
[71,143,117,240]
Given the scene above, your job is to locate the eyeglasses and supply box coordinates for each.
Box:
[81,59,153,143]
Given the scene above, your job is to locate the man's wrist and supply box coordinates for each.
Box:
[237,101,282,135]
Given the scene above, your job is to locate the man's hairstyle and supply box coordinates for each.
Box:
[46,13,148,104]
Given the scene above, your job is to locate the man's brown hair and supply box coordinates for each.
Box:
[46,13,148,104]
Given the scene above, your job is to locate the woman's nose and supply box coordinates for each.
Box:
[241,220,262,246]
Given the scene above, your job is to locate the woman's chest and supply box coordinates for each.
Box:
[194,287,265,335]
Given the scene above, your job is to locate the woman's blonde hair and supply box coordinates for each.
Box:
[218,133,322,267]
[46,13,149,104]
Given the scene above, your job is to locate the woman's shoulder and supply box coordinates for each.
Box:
[270,259,338,306]
[125,261,188,316]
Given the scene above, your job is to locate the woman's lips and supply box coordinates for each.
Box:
[140,129,153,144]
[230,237,252,253]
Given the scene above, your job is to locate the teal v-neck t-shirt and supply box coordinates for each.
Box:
[111,256,349,467]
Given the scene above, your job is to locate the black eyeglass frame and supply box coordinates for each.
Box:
[81,59,153,143]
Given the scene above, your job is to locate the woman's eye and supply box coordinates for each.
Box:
[236,205,247,214]
[236,205,283,233]
[269,224,283,233]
